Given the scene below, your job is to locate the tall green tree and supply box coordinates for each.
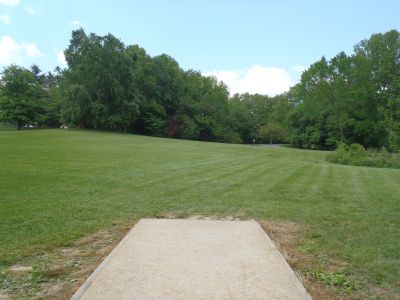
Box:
[354,30,400,151]
[258,122,287,144]
[61,29,140,131]
[0,65,42,129]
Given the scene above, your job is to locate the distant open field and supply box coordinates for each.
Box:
[0,129,399,297]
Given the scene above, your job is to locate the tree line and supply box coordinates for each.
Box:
[1,29,399,151]
[290,30,400,151]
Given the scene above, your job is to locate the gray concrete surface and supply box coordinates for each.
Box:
[72,219,311,300]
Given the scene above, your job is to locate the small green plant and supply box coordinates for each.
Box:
[299,239,318,253]
[28,269,48,283]
[312,270,357,291]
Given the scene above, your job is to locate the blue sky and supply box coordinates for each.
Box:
[1,0,399,95]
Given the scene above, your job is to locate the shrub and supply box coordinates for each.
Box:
[327,143,400,169]
[348,143,367,165]
[388,130,400,153]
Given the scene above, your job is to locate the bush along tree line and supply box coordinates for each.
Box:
[327,143,400,169]
[0,29,399,151]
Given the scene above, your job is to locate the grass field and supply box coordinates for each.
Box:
[1,129,399,297]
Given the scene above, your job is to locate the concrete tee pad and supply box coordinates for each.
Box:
[72,219,311,300]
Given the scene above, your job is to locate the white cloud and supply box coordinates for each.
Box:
[71,20,83,26]
[0,13,10,24]
[55,49,67,66]
[0,0,20,7]
[204,65,294,96]
[0,36,44,65]
[0,36,21,64]
[23,43,43,57]
[25,6,42,15]
[293,65,306,73]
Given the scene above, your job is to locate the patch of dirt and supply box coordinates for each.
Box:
[160,211,186,219]
[188,214,241,221]
[42,265,69,277]
[0,223,133,299]
[158,211,244,221]
[37,283,64,299]
[8,265,33,273]
[370,287,400,300]
[0,291,11,300]
[259,220,353,300]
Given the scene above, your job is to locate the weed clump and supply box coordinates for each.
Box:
[311,270,358,292]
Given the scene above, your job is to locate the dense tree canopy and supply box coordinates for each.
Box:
[289,30,400,150]
[1,28,399,150]
[0,65,61,129]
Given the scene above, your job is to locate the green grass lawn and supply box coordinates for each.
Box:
[1,129,399,294]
